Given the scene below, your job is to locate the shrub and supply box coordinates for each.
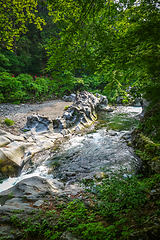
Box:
[0,72,25,103]
[0,72,58,103]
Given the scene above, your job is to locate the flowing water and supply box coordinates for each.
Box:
[0,106,142,192]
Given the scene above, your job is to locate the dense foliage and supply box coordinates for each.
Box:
[1,0,159,104]
[0,72,56,103]
[0,0,45,51]
[46,0,160,104]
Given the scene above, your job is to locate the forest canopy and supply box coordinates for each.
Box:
[0,0,160,102]
[0,0,46,50]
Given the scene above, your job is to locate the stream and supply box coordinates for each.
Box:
[0,106,142,193]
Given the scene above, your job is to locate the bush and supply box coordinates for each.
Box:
[0,72,57,103]
[0,72,25,103]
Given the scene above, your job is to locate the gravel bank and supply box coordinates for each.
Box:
[0,100,72,135]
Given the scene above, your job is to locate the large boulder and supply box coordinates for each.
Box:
[24,91,108,133]
[53,91,108,132]
[0,129,62,179]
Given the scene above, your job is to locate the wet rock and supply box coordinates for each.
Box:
[107,107,113,112]
[116,96,124,104]
[132,97,142,107]
[49,129,142,183]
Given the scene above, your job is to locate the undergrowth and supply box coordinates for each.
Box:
[6,170,160,240]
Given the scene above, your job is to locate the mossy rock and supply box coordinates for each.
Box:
[0,159,19,178]
[132,130,160,176]
[140,102,160,142]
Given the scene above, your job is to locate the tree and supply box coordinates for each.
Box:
[0,0,45,51]
[46,0,160,101]
[1,0,160,102]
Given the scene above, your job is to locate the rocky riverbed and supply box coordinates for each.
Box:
[0,92,144,240]
[0,99,73,135]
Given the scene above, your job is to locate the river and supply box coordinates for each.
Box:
[0,106,142,193]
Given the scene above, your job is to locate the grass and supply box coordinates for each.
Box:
[4,118,14,126]
[64,105,70,111]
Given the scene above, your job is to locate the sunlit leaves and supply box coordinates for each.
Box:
[0,0,46,50]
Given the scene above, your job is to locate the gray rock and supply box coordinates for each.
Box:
[0,176,59,200]
[25,114,53,132]
[139,98,150,118]
[60,231,82,240]
[107,107,113,112]
[0,225,23,239]
[33,199,44,207]
[62,94,76,102]
[49,129,142,183]
[53,91,108,133]
[116,96,124,104]
[132,97,141,107]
